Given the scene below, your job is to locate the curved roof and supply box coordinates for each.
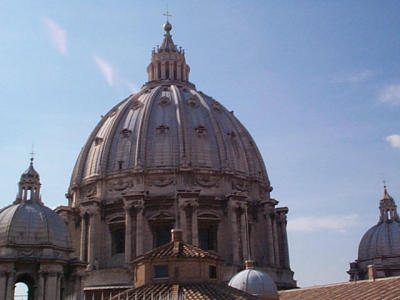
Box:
[358,221,400,261]
[70,84,269,187]
[358,186,400,261]
[228,267,278,297]
[0,202,72,250]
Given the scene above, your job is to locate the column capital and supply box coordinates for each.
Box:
[179,198,199,209]
[79,204,100,217]
[133,199,145,211]
[123,200,134,212]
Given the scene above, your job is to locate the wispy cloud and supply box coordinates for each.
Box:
[379,83,400,105]
[94,56,114,86]
[386,134,400,149]
[288,214,359,233]
[43,17,67,55]
[333,70,374,84]
[93,56,139,92]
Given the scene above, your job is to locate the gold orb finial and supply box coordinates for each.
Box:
[163,21,172,32]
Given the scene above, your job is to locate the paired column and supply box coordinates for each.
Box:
[124,201,133,264]
[5,271,15,300]
[191,204,199,247]
[240,205,249,261]
[272,214,280,266]
[135,201,144,256]
[80,212,87,261]
[263,204,276,266]
[80,204,99,269]
[277,208,290,268]
[229,200,240,265]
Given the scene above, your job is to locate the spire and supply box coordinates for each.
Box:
[15,158,42,204]
[146,14,191,83]
[379,183,398,222]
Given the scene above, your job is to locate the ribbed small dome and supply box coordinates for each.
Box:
[0,202,72,250]
[228,262,278,298]
[358,186,400,261]
[358,221,400,260]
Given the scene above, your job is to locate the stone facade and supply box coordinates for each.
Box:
[57,21,296,296]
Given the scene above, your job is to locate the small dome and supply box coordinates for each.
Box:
[0,202,72,250]
[228,262,278,299]
[358,186,400,261]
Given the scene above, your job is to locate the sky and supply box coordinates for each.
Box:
[1,0,400,294]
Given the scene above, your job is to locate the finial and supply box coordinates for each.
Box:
[163,6,172,32]
[29,144,35,164]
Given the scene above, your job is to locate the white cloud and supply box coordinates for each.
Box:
[94,56,114,86]
[386,134,400,148]
[333,70,373,84]
[43,17,67,55]
[288,214,359,233]
[124,81,140,93]
[379,83,400,105]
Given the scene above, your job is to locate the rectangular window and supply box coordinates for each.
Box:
[154,265,169,278]
[209,265,217,279]
[111,226,125,255]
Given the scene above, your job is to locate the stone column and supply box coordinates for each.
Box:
[80,212,87,261]
[37,271,45,300]
[264,205,276,266]
[154,64,159,80]
[229,200,240,265]
[240,205,249,261]
[191,203,199,247]
[179,203,187,242]
[177,62,182,80]
[135,201,144,256]
[124,202,133,264]
[279,210,290,268]
[272,213,280,267]
[169,61,174,80]
[5,271,15,300]
[45,273,58,300]
[0,272,7,300]
[161,62,166,79]
[87,211,97,269]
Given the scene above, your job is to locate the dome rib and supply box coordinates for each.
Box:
[194,91,226,169]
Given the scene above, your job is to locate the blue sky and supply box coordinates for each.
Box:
[1,0,400,292]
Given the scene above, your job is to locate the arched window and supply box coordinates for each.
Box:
[14,282,28,300]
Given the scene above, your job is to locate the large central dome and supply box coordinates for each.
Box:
[70,24,268,188]
[60,21,295,294]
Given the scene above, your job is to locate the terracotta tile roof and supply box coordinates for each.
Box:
[279,276,400,300]
[112,282,259,300]
[134,240,221,261]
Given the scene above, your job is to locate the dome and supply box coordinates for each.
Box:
[70,22,269,189]
[358,186,400,261]
[70,84,269,186]
[0,202,72,250]
[0,159,72,255]
[228,261,278,299]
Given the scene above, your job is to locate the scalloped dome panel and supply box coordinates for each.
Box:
[71,84,269,186]
[0,203,72,250]
[358,221,400,261]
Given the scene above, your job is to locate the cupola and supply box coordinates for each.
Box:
[146,21,190,82]
[15,158,42,204]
